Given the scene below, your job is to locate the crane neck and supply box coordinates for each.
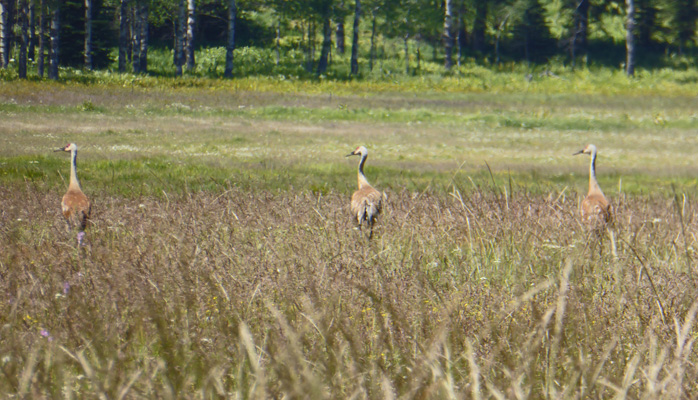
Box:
[69,148,82,191]
[357,153,371,189]
[588,150,602,195]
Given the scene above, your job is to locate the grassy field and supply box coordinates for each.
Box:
[1,74,698,398]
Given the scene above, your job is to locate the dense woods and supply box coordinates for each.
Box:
[0,0,697,79]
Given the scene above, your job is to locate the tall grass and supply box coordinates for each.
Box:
[1,182,697,398]
[2,74,698,397]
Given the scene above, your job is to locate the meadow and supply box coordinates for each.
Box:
[1,70,698,398]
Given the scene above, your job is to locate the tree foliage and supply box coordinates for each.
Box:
[0,0,697,77]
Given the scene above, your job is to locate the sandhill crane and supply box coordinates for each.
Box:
[574,144,612,225]
[346,146,382,239]
[55,143,91,244]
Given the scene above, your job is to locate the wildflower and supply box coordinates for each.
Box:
[63,282,70,295]
[40,329,54,342]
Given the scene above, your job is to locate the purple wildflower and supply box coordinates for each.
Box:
[77,231,86,246]
[63,282,70,294]
[40,329,53,341]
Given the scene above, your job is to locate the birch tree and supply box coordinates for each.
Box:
[335,0,345,53]
[138,1,148,73]
[625,0,635,76]
[185,0,194,70]
[84,0,93,69]
[0,0,7,68]
[443,0,455,69]
[38,0,46,76]
[48,1,60,80]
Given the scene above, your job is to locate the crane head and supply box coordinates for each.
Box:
[573,144,596,156]
[346,146,368,157]
[55,143,78,153]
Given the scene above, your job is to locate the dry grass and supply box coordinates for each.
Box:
[3,82,698,398]
[2,181,697,398]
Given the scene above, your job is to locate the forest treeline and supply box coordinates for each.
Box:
[0,0,696,80]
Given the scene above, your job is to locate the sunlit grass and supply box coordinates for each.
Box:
[2,77,698,398]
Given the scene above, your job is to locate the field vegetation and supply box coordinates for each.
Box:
[2,66,698,398]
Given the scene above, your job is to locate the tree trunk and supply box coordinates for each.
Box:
[494,14,509,65]
[0,0,8,68]
[335,1,345,54]
[48,2,59,80]
[625,0,635,76]
[118,0,128,72]
[185,0,195,70]
[457,14,465,67]
[443,0,455,69]
[223,0,236,77]
[275,20,279,66]
[369,8,376,71]
[174,0,185,76]
[138,2,148,73]
[472,0,486,53]
[28,2,35,60]
[305,20,314,72]
[403,33,409,75]
[84,0,92,70]
[316,15,331,74]
[18,0,28,78]
[350,0,360,75]
[335,22,344,54]
[132,4,141,73]
[38,0,45,76]
[575,0,588,56]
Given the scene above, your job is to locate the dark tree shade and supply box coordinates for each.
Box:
[18,0,28,78]
[223,0,236,78]
[472,1,487,53]
[48,3,59,80]
[350,0,360,75]
[511,0,555,63]
[118,0,128,72]
[175,0,185,76]
[317,15,331,73]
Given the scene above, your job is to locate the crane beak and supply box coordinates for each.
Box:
[573,149,584,156]
[346,152,356,157]
[54,148,64,152]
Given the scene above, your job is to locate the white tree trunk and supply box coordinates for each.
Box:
[443,0,454,69]
[38,0,46,76]
[132,4,141,72]
[84,0,92,70]
[625,0,636,76]
[138,2,148,73]
[185,0,195,70]
[0,0,7,68]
